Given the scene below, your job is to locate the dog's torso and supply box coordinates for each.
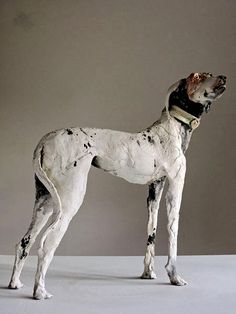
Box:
[36,112,189,185]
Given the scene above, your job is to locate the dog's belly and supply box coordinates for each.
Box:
[92,154,164,184]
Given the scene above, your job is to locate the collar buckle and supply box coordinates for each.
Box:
[190,119,200,130]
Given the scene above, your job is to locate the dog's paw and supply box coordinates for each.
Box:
[141,271,157,279]
[169,274,187,286]
[33,287,53,300]
[8,280,24,289]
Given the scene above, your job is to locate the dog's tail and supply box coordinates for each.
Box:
[33,141,62,248]
[164,80,181,119]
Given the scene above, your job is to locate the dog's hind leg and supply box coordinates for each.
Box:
[165,164,187,286]
[141,177,166,279]
[8,177,53,289]
[33,156,92,300]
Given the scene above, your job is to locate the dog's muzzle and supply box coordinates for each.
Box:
[218,75,227,84]
[214,75,227,96]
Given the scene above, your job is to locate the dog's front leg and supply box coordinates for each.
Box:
[141,177,166,279]
[165,163,187,286]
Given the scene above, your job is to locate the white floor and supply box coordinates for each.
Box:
[0,255,235,314]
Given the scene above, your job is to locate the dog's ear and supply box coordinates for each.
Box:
[167,79,182,94]
[168,78,190,110]
[165,80,182,112]
[169,79,186,97]
[177,79,187,92]
[186,73,201,97]
[188,73,200,81]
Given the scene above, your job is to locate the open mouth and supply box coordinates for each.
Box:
[214,85,226,97]
[212,75,226,96]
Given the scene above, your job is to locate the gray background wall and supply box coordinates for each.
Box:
[0,0,235,256]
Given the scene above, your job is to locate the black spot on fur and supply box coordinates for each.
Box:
[148,183,156,201]
[147,233,156,245]
[148,136,155,144]
[40,146,44,167]
[35,175,50,201]
[80,128,88,136]
[204,101,211,113]
[157,177,165,184]
[66,128,73,135]
[137,140,140,146]
[147,177,166,204]
[21,236,30,248]
[20,235,31,260]
[88,142,91,147]
[74,161,77,167]
[20,251,28,260]
[154,160,157,168]
[84,144,88,149]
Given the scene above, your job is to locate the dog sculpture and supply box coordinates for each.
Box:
[8,72,226,299]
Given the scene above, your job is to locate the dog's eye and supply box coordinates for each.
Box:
[206,73,213,77]
[202,72,212,79]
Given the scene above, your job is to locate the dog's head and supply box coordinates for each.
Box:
[169,73,227,117]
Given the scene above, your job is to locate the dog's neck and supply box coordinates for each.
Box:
[166,110,193,153]
[163,79,211,151]
[169,105,200,130]
[148,110,193,153]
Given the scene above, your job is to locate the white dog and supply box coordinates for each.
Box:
[8,72,226,300]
